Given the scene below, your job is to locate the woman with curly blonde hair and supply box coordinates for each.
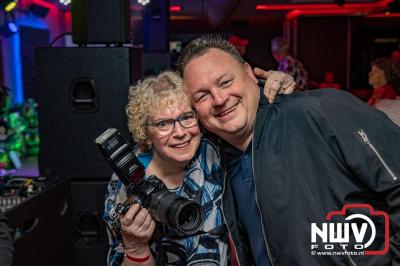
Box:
[104,70,229,265]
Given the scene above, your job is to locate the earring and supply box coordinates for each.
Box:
[148,143,152,150]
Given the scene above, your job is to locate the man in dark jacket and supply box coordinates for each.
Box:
[177,35,400,265]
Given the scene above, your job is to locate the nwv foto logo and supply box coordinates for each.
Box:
[310,204,389,256]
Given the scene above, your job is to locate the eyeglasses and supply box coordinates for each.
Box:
[146,111,198,136]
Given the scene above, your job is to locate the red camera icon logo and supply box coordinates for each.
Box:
[311,204,389,256]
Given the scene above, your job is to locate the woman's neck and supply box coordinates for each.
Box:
[373,82,387,89]
[146,154,186,189]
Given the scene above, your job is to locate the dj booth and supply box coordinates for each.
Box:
[2,177,71,266]
[2,176,109,266]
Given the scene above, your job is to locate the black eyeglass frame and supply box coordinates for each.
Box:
[146,110,198,135]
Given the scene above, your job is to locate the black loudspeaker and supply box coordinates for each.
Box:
[142,52,172,75]
[7,178,72,266]
[70,180,108,266]
[71,0,131,44]
[36,47,142,179]
[143,0,169,52]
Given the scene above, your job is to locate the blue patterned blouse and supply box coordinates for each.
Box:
[103,137,228,265]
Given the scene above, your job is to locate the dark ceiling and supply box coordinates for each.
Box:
[170,0,377,18]
[41,0,397,24]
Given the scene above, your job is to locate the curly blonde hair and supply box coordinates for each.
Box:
[126,71,191,151]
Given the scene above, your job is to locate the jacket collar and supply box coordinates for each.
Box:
[258,85,270,108]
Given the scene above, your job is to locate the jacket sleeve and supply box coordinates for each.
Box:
[0,210,13,266]
[317,90,400,264]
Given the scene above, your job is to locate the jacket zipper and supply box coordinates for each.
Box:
[221,170,241,266]
[341,245,357,266]
[252,128,274,265]
[357,129,398,181]
[346,255,357,266]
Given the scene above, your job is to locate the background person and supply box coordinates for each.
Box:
[227,34,249,57]
[367,57,398,106]
[367,57,400,125]
[271,36,309,90]
[319,71,341,90]
[391,50,400,67]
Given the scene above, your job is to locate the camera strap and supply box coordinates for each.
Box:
[153,224,228,265]
[154,223,168,266]
[165,224,228,240]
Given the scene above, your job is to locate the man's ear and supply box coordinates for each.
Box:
[243,62,258,83]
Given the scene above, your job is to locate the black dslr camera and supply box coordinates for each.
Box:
[95,128,204,235]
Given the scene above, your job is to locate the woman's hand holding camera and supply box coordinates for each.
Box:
[120,203,156,262]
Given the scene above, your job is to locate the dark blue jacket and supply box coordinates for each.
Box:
[221,89,400,266]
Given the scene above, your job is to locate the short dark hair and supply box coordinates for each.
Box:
[371,57,400,95]
[177,34,245,76]
[371,57,395,84]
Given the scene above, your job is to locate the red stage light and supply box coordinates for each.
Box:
[170,5,182,12]
[256,0,393,19]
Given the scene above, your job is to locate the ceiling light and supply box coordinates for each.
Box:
[59,0,71,6]
[138,0,150,6]
[1,21,18,37]
[1,0,18,12]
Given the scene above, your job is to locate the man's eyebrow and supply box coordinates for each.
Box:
[191,74,228,94]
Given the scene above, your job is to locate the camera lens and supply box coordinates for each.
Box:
[170,200,204,235]
[150,191,204,235]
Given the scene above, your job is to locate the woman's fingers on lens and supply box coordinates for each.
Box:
[136,213,154,236]
[121,209,152,238]
[146,220,156,236]
[125,209,150,236]
[120,203,141,227]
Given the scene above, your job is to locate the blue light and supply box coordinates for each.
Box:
[2,31,24,105]
[7,21,18,33]
[2,12,49,107]
[10,32,24,105]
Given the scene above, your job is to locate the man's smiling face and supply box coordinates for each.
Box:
[183,48,260,147]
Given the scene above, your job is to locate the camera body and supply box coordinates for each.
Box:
[95,128,204,235]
